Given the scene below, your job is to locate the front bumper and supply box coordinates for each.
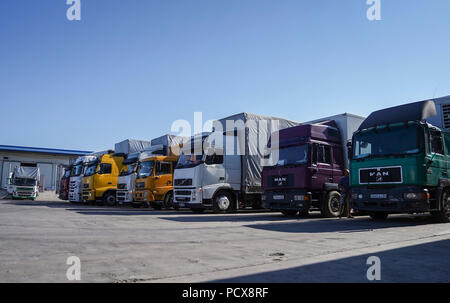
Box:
[82,189,95,201]
[264,190,312,211]
[351,186,430,213]
[173,187,204,208]
[116,190,133,204]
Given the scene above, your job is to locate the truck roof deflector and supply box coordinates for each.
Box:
[358,100,437,130]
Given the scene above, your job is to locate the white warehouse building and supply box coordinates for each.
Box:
[0,145,92,191]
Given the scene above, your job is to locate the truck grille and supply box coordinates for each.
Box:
[174,179,192,186]
[442,104,450,129]
[175,190,191,196]
[359,166,402,184]
[83,183,89,188]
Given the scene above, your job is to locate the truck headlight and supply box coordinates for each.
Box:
[192,190,197,200]
[403,192,428,200]
[294,195,309,201]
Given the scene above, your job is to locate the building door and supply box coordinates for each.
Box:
[1,161,20,189]
[37,163,53,191]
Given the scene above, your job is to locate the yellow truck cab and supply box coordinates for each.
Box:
[133,155,179,209]
[82,151,124,206]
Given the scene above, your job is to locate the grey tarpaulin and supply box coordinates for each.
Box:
[13,166,40,180]
[114,140,152,155]
[214,113,300,194]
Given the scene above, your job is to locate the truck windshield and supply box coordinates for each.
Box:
[176,153,203,169]
[84,164,98,176]
[72,165,83,177]
[120,163,138,176]
[353,125,421,159]
[13,178,37,186]
[137,161,154,178]
[272,144,309,167]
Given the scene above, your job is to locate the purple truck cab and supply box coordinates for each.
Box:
[262,114,364,217]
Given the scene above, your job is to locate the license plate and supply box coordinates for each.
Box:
[273,195,285,200]
[370,194,387,199]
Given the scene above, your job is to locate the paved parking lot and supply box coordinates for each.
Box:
[1,199,450,283]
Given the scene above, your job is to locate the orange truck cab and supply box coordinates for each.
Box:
[133,155,179,209]
[82,151,124,206]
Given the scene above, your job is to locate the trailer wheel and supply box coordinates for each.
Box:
[370,212,389,221]
[281,210,298,217]
[104,192,116,207]
[431,189,450,223]
[213,190,236,213]
[320,191,342,218]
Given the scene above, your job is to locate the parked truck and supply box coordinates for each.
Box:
[114,139,152,205]
[173,113,299,213]
[7,166,40,200]
[68,154,98,203]
[58,165,72,200]
[132,135,185,209]
[82,151,124,206]
[262,114,365,217]
[350,96,450,222]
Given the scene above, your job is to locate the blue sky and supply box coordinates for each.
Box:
[1,0,449,151]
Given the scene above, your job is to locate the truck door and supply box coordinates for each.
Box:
[95,161,113,197]
[428,129,448,183]
[154,161,173,200]
[332,146,344,184]
[311,143,333,189]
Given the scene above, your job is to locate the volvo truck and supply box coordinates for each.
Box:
[173,113,299,213]
[262,114,364,217]
[68,155,98,203]
[350,96,450,222]
[82,151,124,206]
[132,135,185,209]
[114,139,152,205]
[7,166,40,200]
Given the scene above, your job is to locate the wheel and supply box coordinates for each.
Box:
[320,191,342,218]
[431,190,450,223]
[163,192,174,209]
[281,210,298,217]
[370,212,389,221]
[213,191,236,213]
[104,192,116,207]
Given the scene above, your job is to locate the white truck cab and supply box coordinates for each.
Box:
[7,166,40,200]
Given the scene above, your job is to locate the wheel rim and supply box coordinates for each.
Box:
[217,195,230,210]
[330,196,340,213]
[107,195,115,205]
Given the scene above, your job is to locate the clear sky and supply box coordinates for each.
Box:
[1,0,450,151]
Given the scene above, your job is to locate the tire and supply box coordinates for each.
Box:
[281,210,298,217]
[104,192,116,207]
[213,190,236,214]
[163,192,174,209]
[320,191,342,218]
[370,212,389,221]
[431,190,450,223]
[299,210,309,217]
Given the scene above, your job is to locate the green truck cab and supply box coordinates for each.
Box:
[350,97,450,222]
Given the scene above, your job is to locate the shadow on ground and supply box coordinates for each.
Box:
[210,238,450,283]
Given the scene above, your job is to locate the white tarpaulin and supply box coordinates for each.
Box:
[13,166,40,180]
[214,113,300,193]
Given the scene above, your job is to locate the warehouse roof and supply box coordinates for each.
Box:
[0,145,93,156]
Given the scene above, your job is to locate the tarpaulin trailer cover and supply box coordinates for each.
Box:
[215,112,300,194]
[13,166,40,180]
[114,140,152,156]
